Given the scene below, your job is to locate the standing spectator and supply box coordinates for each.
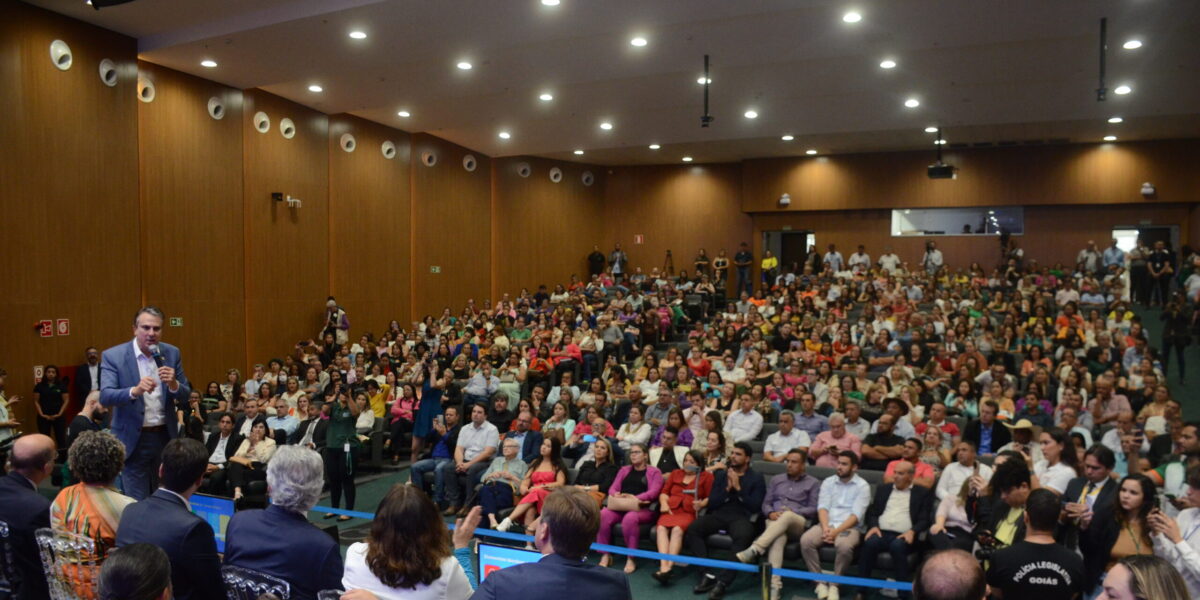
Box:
[823,244,844,273]
[694,248,712,278]
[712,249,730,286]
[1079,474,1158,592]
[1060,445,1119,550]
[809,413,862,468]
[115,438,223,600]
[848,245,871,275]
[75,346,102,401]
[985,488,1086,600]
[855,460,933,599]
[225,446,343,600]
[684,442,766,599]
[597,443,664,573]
[1128,239,1151,304]
[761,250,779,286]
[1077,240,1103,275]
[1034,427,1082,494]
[441,403,499,515]
[1160,298,1191,381]
[34,364,70,449]
[652,450,713,583]
[1148,240,1174,306]
[735,449,821,600]
[877,247,902,274]
[587,245,607,277]
[1103,238,1126,271]
[323,388,361,520]
[609,243,628,277]
[734,242,754,296]
[321,296,350,345]
[799,451,870,600]
[922,240,944,276]
[762,411,812,462]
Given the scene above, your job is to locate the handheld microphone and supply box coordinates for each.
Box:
[149,344,165,368]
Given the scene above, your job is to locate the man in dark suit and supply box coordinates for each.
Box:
[962,401,1010,457]
[504,410,544,463]
[289,398,328,449]
[202,413,242,496]
[99,306,191,500]
[232,398,267,439]
[974,456,1031,549]
[856,460,933,599]
[471,486,631,600]
[1060,445,1118,552]
[223,446,343,600]
[0,434,55,600]
[685,442,767,599]
[74,346,102,400]
[115,438,223,600]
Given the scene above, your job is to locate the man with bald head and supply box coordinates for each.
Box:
[914,549,988,600]
[0,433,57,600]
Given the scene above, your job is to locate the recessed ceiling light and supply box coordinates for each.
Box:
[806,149,818,155]
[1123,39,1142,50]
[541,0,560,5]
[573,149,584,155]
[348,31,367,40]
[682,156,693,162]
[879,59,896,69]
[599,122,613,130]
[1108,116,1123,124]
[924,126,938,133]
[696,77,712,85]
[200,59,218,68]
[934,139,947,145]
[744,110,758,119]
[1114,84,1132,95]
[457,61,473,70]
[397,110,411,118]
[498,131,511,139]
[648,144,660,150]
[904,98,920,108]
[843,11,862,23]
[1103,135,1117,141]
[630,37,648,47]
[539,93,554,101]
[308,84,323,93]
[781,135,794,141]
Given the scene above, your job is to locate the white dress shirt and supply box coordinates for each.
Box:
[342,543,471,600]
[1153,507,1200,597]
[724,408,764,443]
[132,340,166,427]
[764,429,812,457]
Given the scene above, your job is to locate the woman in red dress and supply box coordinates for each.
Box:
[496,438,566,537]
[651,450,713,583]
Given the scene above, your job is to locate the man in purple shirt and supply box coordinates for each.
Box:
[793,393,830,440]
[735,449,821,599]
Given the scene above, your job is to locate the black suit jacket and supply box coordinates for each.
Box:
[115,489,224,600]
[0,472,51,600]
[962,419,1011,454]
[289,417,328,449]
[223,505,343,600]
[204,432,243,463]
[233,414,267,438]
[865,483,933,534]
[506,430,544,463]
[74,362,101,399]
[472,552,632,600]
[974,494,1026,545]
[1057,476,1117,550]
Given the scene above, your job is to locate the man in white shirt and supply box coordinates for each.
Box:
[202,413,238,495]
[1055,405,1093,448]
[725,394,764,443]
[1100,411,1150,455]
[265,397,300,439]
[1148,467,1200,596]
[823,244,844,273]
[921,241,944,275]
[717,356,747,386]
[800,452,870,600]
[440,403,499,514]
[763,411,811,462]
[843,401,871,439]
[244,363,266,399]
[877,248,902,274]
[936,441,993,501]
[848,245,871,275]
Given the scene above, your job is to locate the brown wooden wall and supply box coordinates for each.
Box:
[0,2,141,425]
[329,115,412,337]
[137,61,246,390]
[492,157,606,299]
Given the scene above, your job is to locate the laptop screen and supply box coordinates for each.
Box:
[190,493,235,553]
[477,543,543,581]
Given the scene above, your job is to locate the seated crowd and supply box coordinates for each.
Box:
[2,237,1199,600]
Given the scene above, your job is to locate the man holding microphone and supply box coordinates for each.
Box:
[100,306,191,500]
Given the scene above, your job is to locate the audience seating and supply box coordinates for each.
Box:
[220,564,291,600]
[34,528,99,600]
[0,520,17,596]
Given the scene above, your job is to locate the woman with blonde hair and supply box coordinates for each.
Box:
[1098,554,1189,600]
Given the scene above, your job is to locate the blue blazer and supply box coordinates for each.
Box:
[471,552,631,600]
[223,505,343,600]
[512,430,544,463]
[99,339,191,456]
[115,489,223,600]
[0,472,51,600]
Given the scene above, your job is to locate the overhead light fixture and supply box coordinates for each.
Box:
[1123,39,1142,50]
[696,76,712,85]
[539,92,554,101]
[397,110,411,118]
[200,59,217,68]
[806,149,818,155]
[457,61,473,70]
[843,11,862,23]
[744,110,758,119]
[781,135,794,141]
[879,59,896,69]
[348,31,367,40]
[1114,84,1132,95]
[934,139,947,145]
[904,98,920,108]
[541,0,560,5]
[648,144,661,150]
[1108,116,1123,123]
[630,37,648,47]
[924,126,938,133]
[308,84,323,92]
[1103,135,1117,141]
[682,156,693,162]
[498,131,511,139]
[599,121,613,130]
[573,149,584,155]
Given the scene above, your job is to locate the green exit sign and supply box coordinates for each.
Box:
[169,317,183,327]
[430,265,441,274]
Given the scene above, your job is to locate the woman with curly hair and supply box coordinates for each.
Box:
[342,484,480,599]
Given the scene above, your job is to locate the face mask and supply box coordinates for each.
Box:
[683,465,700,474]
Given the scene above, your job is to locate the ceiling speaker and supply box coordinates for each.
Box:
[549,167,563,183]
[463,154,477,172]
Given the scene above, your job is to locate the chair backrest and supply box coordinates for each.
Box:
[0,520,18,595]
[34,528,100,600]
[316,590,344,600]
[752,460,787,477]
[220,565,291,600]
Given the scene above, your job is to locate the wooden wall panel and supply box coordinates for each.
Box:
[329,114,412,336]
[492,157,605,298]
[410,133,492,319]
[137,62,246,386]
[742,139,1200,213]
[0,2,140,424]
[242,89,330,364]
[603,163,754,293]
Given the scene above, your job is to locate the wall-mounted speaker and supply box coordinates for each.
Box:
[253,111,270,133]
[340,133,356,152]
[516,162,531,178]
[136,72,155,103]
[280,118,296,139]
[421,151,438,167]
[582,171,595,186]
[98,59,117,86]
[462,154,477,172]
[207,97,225,120]
[381,141,397,159]
[549,167,563,183]
[49,40,72,71]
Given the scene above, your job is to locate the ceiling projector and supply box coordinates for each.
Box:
[927,162,957,180]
